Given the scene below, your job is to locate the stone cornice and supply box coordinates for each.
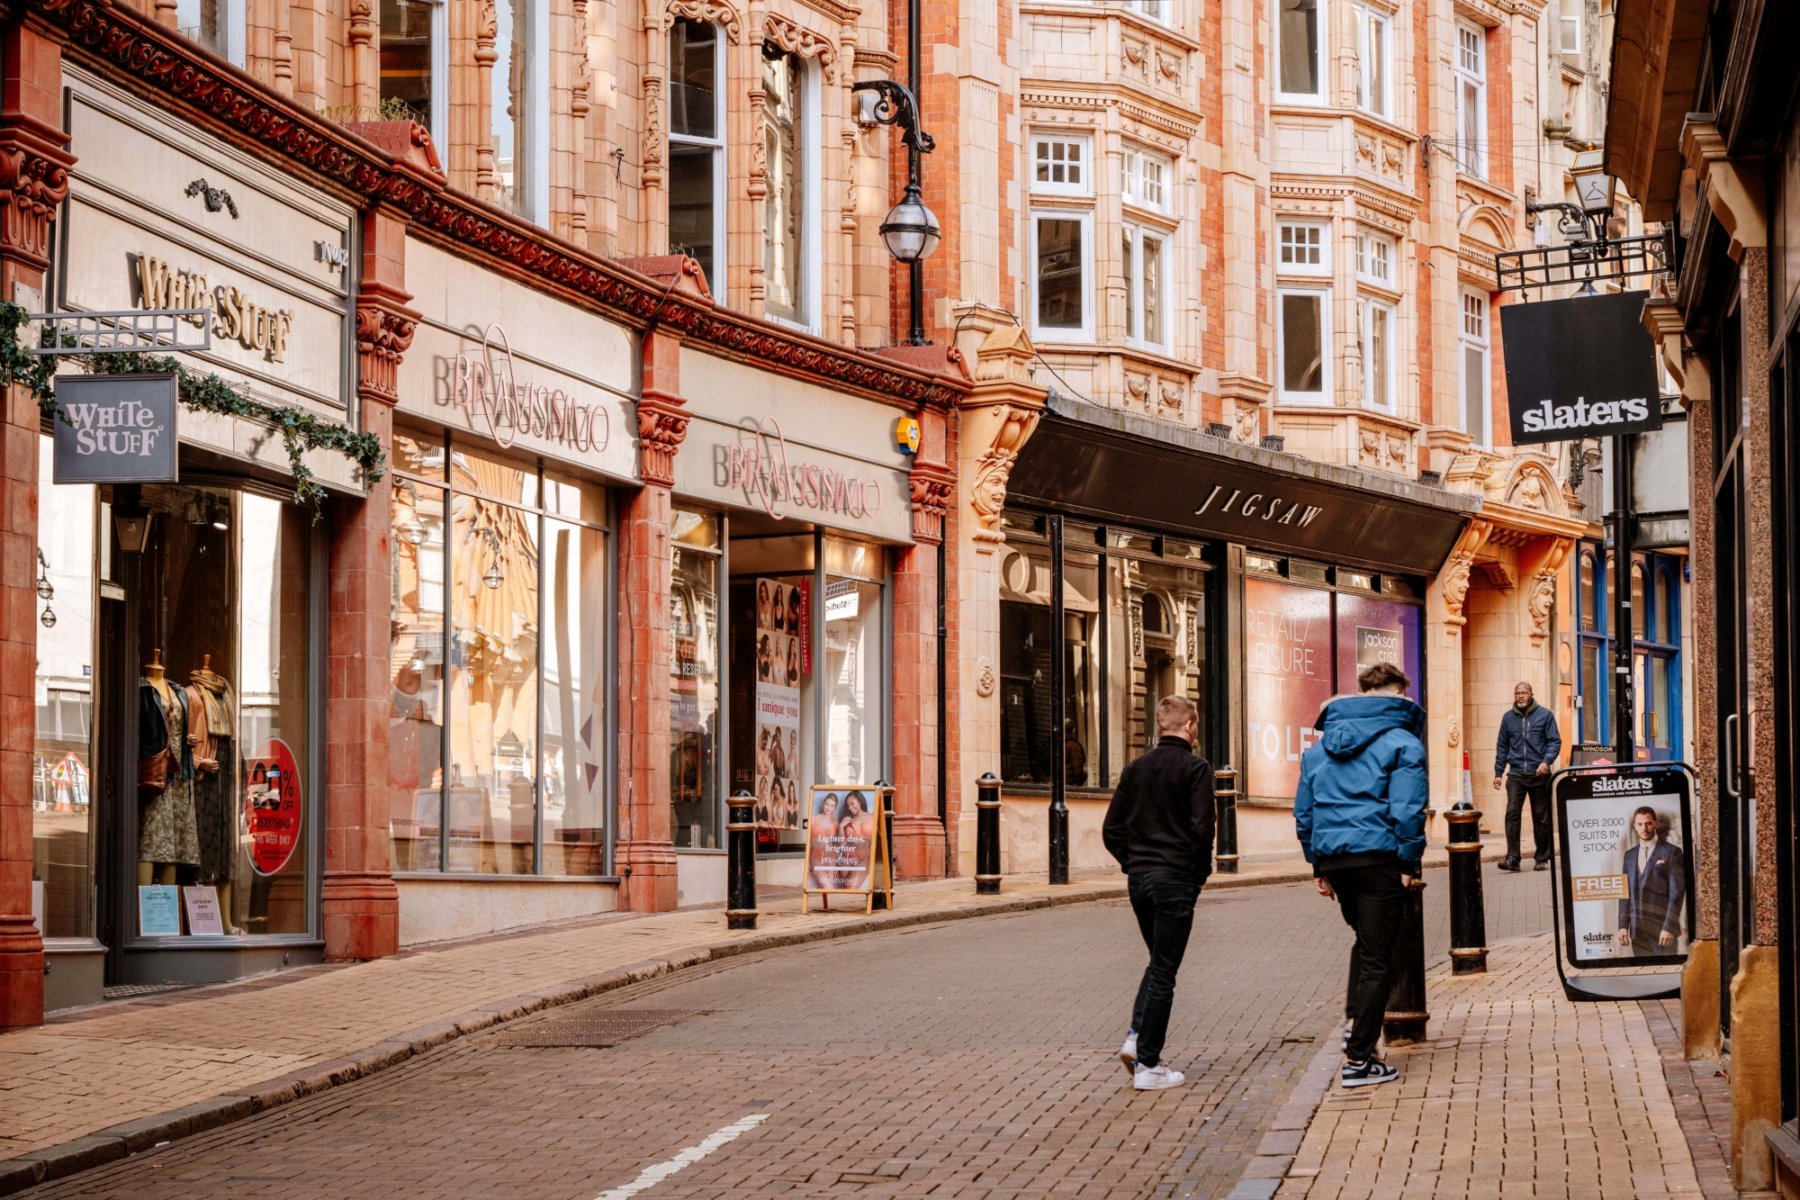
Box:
[30,0,964,412]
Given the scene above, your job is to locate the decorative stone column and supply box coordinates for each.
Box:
[1427,519,1489,827]
[890,426,953,879]
[322,201,416,962]
[0,16,73,1031]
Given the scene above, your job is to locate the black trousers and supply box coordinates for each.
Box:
[1325,861,1407,1063]
[1504,774,1553,863]
[1127,869,1199,1070]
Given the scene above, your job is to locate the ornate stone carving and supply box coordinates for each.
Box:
[1159,378,1183,411]
[1440,553,1474,624]
[1448,719,1461,748]
[475,0,500,199]
[1387,437,1408,467]
[0,131,74,269]
[348,0,375,50]
[1122,38,1149,79]
[1359,429,1382,465]
[637,399,691,488]
[1125,371,1150,407]
[1507,466,1551,511]
[1235,404,1259,443]
[641,79,665,186]
[1527,573,1557,647]
[666,0,744,42]
[763,14,838,81]
[1356,134,1376,163]
[355,303,418,405]
[969,404,1039,544]
[975,660,996,699]
[909,468,954,545]
[1156,52,1182,83]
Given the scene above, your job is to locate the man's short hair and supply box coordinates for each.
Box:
[1633,805,1658,825]
[1155,694,1198,733]
[1357,662,1410,693]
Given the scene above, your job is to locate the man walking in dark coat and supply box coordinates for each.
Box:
[1103,694,1215,1091]
[1295,663,1427,1090]
[1492,681,1563,871]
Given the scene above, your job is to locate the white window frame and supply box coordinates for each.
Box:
[1122,146,1172,214]
[1277,221,1330,276]
[1122,0,1172,23]
[1358,296,1395,412]
[1277,286,1331,403]
[760,49,821,332]
[428,0,449,152]
[1454,21,1487,179]
[1123,222,1170,351]
[1355,230,1395,287]
[1031,134,1093,198]
[1354,5,1390,119]
[1030,209,1094,342]
[1559,0,1582,57]
[1459,289,1491,444]
[1274,0,1328,104]
[666,19,727,290]
[526,0,552,221]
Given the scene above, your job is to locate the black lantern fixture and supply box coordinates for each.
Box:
[36,548,55,629]
[853,78,939,345]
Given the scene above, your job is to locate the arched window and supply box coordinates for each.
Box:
[669,20,725,288]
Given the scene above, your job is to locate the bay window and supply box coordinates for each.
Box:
[1455,22,1487,178]
[1123,224,1168,350]
[1358,297,1393,411]
[1279,289,1329,402]
[669,20,725,289]
[1356,5,1390,118]
[1459,290,1490,442]
[1277,0,1324,100]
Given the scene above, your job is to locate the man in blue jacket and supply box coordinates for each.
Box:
[1295,662,1427,1090]
[1491,681,1563,871]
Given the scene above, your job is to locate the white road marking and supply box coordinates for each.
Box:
[592,1113,770,1200]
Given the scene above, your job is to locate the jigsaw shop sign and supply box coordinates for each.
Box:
[51,374,179,484]
[1499,291,1664,445]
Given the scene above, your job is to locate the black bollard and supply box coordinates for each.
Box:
[1382,881,1430,1045]
[1213,764,1240,874]
[975,772,1002,894]
[1445,801,1489,974]
[871,780,896,910]
[726,791,758,930]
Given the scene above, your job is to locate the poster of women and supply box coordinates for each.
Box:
[804,787,881,899]
[753,578,803,831]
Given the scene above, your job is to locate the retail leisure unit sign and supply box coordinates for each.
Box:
[1499,291,1664,445]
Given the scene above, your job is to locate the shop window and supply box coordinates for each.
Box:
[1122,146,1170,213]
[668,20,725,289]
[380,0,446,149]
[1278,288,1329,402]
[1278,222,1329,275]
[1459,290,1490,443]
[175,0,244,64]
[1104,556,1207,786]
[1357,297,1393,411]
[763,45,815,327]
[1356,5,1390,118]
[389,433,609,876]
[491,0,548,221]
[1455,22,1487,178]
[671,510,723,849]
[1277,0,1324,100]
[999,541,1100,787]
[1032,212,1092,339]
[1123,224,1168,350]
[1032,135,1091,197]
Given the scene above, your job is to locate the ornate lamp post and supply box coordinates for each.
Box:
[853,79,940,345]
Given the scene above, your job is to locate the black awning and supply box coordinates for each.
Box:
[1007,399,1480,576]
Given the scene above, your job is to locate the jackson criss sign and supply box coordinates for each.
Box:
[712,416,886,523]
[448,324,612,455]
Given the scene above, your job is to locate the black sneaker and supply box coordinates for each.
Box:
[1341,1058,1399,1089]
[1498,858,1521,872]
[1534,859,1551,871]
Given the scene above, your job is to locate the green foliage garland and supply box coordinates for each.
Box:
[0,301,384,516]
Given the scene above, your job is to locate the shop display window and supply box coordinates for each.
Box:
[670,510,722,849]
[998,538,1101,787]
[1105,555,1208,787]
[389,432,610,876]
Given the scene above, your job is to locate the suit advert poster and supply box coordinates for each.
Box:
[1561,771,1690,964]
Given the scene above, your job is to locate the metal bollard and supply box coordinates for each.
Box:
[871,780,896,910]
[1445,800,1489,974]
[726,791,758,930]
[1213,764,1240,874]
[1382,883,1430,1045]
[975,773,1002,894]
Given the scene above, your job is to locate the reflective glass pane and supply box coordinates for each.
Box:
[1631,565,1647,640]
[541,519,607,874]
[390,479,448,871]
[669,143,718,287]
[1282,294,1323,393]
[669,20,718,138]
[174,0,228,55]
[1106,556,1205,786]
[1279,0,1320,93]
[380,0,434,128]
[1036,218,1085,330]
[823,578,884,785]
[1579,554,1597,632]
[1656,568,1674,643]
[671,538,721,848]
[763,49,805,322]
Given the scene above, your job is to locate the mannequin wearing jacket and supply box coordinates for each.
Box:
[188,654,240,933]
[139,649,200,887]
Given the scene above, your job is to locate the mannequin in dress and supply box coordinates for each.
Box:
[188,653,240,933]
[138,648,200,892]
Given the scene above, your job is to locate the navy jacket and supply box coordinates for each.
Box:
[1294,694,1428,876]
[1618,838,1686,945]
[1103,736,1215,882]
[1494,701,1562,778]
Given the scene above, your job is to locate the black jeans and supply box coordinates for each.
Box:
[1128,869,1200,1070]
[1325,861,1407,1063]
[1504,773,1553,863]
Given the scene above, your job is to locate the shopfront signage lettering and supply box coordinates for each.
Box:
[52,374,179,484]
[449,324,612,456]
[133,252,294,363]
[1501,291,1664,445]
[714,416,886,523]
[1193,484,1323,527]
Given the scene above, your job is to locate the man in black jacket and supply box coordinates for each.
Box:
[1103,694,1215,1091]
[1491,681,1563,871]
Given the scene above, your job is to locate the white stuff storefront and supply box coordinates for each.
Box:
[668,350,914,905]
[385,236,638,946]
[34,69,360,1006]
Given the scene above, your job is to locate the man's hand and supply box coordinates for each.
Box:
[1618,928,1631,947]
[1537,762,1551,776]
[1314,877,1335,900]
[1492,776,1504,791]
[1659,930,1676,948]
[1401,875,1423,891]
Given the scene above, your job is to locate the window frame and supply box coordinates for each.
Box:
[1123,222,1170,351]
[1274,0,1328,104]
[1355,4,1391,118]
[1031,133,1094,198]
[666,19,727,292]
[1277,285,1332,404]
[1355,230,1395,287]
[1458,288,1491,444]
[1358,295,1395,412]
[759,46,822,332]
[1030,208,1095,342]
[1122,145,1172,215]
[1277,220,1331,276]
[1454,21,1488,179]
[1576,546,1612,745]
[1559,0,1582,57]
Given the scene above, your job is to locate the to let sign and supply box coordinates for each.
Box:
[1499,291,1664,445]
[52,374,179,484]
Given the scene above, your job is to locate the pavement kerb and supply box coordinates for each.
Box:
[0,851,1509,1196]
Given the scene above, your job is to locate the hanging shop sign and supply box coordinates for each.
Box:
[244,738,303,877]
[398,238,639,483]
[1500,291,1664,445]
[52,374,179,484]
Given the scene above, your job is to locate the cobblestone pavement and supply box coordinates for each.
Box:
[20,865,1553,1200]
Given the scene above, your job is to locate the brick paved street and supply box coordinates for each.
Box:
[18,865,1553,1200]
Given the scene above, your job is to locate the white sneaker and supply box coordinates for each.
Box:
[1119,1032,1138,1074]
[1132,1063,1186,1091]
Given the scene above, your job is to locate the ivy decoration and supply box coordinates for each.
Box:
[0,301,384,516]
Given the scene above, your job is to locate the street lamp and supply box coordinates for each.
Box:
[853,79,939,345]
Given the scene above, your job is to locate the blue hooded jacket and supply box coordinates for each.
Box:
[1294,693,1428,875]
